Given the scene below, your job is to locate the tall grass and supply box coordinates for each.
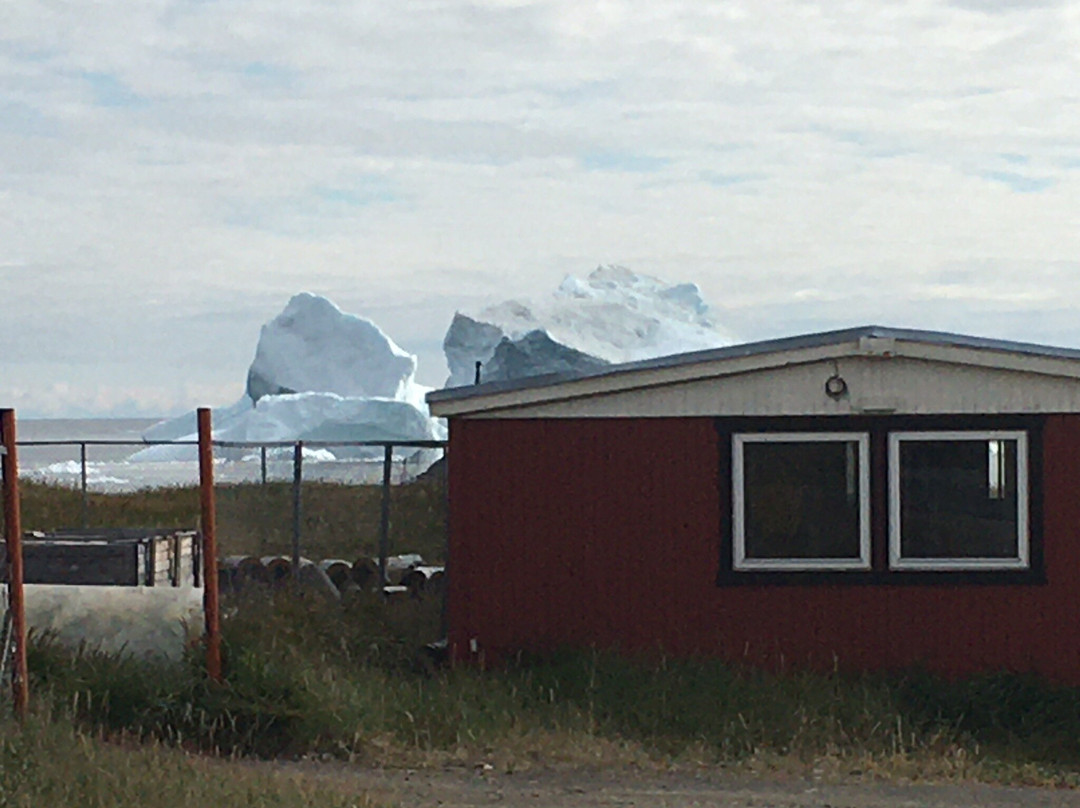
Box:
[0,711,377,808]
[22,591,1080,783]
[13,478,447,562]
[11,482,1080,783]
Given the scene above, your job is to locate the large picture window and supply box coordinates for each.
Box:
[732,433,871,571]
[888,431,1029,570]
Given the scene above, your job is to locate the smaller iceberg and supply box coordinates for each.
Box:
[442,264,735,387]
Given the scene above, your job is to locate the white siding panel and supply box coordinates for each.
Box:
[472,357,1080,418]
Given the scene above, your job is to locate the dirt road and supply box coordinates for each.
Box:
[292,764,1080,807]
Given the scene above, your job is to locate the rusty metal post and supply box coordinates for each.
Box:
[1,409,28,718]
[197,408,222,683]
[292,441,302,585]
[79,442,88,528]
[378,445,392,592]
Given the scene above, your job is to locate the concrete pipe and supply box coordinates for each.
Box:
[261,556,292,585]
[426,568,446,595]
[318,559,352,589]
[400,565,445,596]
[298,563,341,601]
[385,554,424,584]
[351,557,378,589]
[381,584,409,602]
[399,568,426,594]
[225,555,266,577]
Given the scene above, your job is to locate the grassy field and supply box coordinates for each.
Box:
[13,477,447,563]
[0,710,377,808]
[17,589,1080,786]
[7,481,1080,787]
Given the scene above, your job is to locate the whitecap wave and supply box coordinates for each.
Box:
[31,461,130,485]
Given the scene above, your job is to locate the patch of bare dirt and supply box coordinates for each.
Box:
[281,763,1080,808]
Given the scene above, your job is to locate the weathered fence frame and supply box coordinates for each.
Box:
[17,436,447,580]
[1,409,29,718]
[7,413,448,701]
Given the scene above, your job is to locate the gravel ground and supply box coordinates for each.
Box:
[285,764,1080,807]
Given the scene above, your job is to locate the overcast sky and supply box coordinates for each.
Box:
[2,0,1079,418]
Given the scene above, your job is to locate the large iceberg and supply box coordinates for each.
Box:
[245,293,427,409]
[443,265,734,387]
[133,293,442,462]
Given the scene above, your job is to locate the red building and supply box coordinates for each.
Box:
[427,326,1080,683]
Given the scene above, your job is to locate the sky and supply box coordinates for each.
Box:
[2,0,1080,418]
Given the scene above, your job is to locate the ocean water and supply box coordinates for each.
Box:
[17,418,160,464]
[14,417,440,492]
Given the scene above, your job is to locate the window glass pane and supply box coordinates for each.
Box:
[899,439,1019,559]
[743,441,861,559]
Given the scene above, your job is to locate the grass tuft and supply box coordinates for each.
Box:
[0,709,377,808]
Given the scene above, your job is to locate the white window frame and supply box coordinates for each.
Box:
[888,430,1029,571]
[733,432,872,571]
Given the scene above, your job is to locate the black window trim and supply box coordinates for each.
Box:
[715,415,1045,587]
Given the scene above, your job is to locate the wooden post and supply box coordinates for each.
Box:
[260,445,268,485]
[197,408,222,683]
[378,445,392,592]
[1,409,28,718]
[291,442,303,585]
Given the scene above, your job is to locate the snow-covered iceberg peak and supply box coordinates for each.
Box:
[443,265,734,387]
[134,292,440,462]
[247,292,420,403]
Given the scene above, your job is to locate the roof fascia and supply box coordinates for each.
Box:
[430,335,1080,418]
[429,340,861,417]
[891,340,1080,380]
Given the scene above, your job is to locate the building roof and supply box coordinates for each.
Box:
[428,325,1080,417]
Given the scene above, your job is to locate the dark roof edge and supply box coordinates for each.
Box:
[427,324,1080,405]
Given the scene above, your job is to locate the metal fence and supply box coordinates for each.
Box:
[14,438,448,597]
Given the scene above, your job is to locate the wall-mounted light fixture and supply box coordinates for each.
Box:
[825,374,848,399]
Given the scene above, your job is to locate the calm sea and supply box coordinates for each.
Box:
[12,417,436,492]
[17,418,162,466]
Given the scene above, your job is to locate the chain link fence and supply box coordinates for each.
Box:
[12,438,448,601]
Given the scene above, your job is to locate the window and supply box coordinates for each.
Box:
[889,431,1029,570]
[732,433,871,570]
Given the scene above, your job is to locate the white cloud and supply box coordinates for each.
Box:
[2,0,1080,415]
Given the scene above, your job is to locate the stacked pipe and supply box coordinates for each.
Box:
[221,555,268,590]
[319,559,352,589]
[217,554,442,600]
[261,555,293,585]
[351,557,378,589]
[399,566,446,597]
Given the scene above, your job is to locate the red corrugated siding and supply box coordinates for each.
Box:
[447,415,1080,683]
